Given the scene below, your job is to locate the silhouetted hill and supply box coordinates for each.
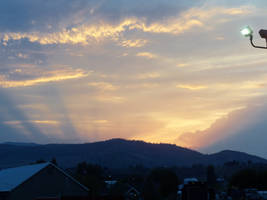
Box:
[0,139,266,169]
[207,150,266,165]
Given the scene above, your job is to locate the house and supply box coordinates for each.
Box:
[124,186,141,200]
[182,182,208,200]
[105,180,117,189]
[183,178,198,185]
[101,182,141,200]
[0,162,89,200]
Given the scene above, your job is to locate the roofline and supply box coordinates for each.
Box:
[48,162,89,192]
[7,162,89,193]
[0,162,50,192]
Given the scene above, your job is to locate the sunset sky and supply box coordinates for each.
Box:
[1,0,267,157]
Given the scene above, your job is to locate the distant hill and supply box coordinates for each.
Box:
[0,139,266,169]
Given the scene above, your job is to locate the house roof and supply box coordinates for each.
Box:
[0,162,50,192]
[0,162,89,192]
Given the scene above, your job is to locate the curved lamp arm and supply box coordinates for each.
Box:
[250,35,267,49]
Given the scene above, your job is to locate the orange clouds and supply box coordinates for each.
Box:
[94,95,126,103]
[0,69,88,88]
[176,84,207,90]
[137,72,160,79]
[4,120,59,125]
[0,6,252,46]
[88,82,118,91]
[136,52,157,59]
[119,39,148,48]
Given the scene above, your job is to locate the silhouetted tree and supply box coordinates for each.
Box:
[229,169,267,189]
[143,168,180,200]
[75,162,105,198]
[35,159,46,164]
[50,157,58,166]
[207,165,216,187]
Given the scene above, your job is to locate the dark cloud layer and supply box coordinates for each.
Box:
[0,39,46,61]
[199,103,267,158]
[0,0,203,32]
[93,0,203,24]
[0,0,90,32]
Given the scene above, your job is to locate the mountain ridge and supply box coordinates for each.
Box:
[0,138,266,169]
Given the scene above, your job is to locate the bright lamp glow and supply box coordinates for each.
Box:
[241,26,253,37]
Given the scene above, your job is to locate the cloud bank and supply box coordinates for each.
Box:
[176,100,267,158]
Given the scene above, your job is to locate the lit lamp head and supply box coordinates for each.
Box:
[241,26,253,37]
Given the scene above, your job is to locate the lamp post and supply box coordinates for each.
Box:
[241,26,267,49]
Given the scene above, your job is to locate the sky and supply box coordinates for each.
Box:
[1,0,267,157]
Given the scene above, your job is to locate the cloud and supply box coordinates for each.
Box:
[91,120,109,124]
[0,69,89,88]
[0,5,251,46]
[4,120,59,125]
[137,72,160,79]
[124,83,159,89]
[175,101,267,158]
[88,82,117,91]
[0,0,89,32]
[0,0,205,32]
[176,84,207,90]
[177,63,188,68]
[119,39,148,48]
[17,53,29,59]
[203,103,267,159]
[95,95,126,103]
[136,52,157,59]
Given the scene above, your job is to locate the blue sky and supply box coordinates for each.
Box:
[1,0,267,157]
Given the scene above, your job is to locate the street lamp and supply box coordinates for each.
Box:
[241,26,253,37]
[241,26,267,49]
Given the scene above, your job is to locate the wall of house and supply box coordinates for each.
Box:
[8,165,88,200]
[0,192,9,200]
